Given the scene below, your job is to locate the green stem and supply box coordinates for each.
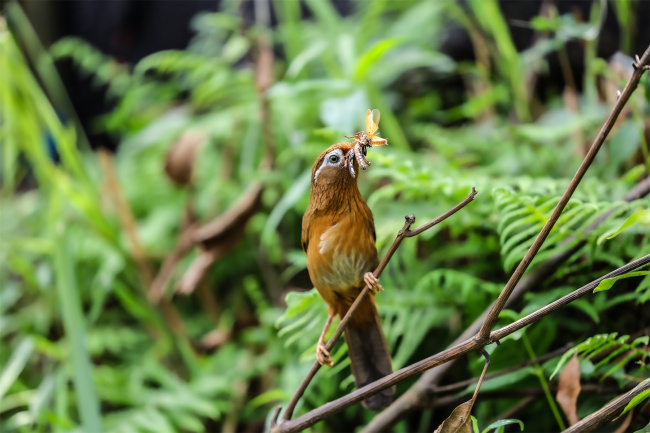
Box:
[522,333,566,431]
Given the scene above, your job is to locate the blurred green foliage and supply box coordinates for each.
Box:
[1,0,649,432]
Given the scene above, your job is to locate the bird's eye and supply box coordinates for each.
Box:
[328,155,340,164]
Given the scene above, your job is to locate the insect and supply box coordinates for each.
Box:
[345,109,388,178]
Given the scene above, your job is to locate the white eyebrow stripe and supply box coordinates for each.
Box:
[314,148,343,182]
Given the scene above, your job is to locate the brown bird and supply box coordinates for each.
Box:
[301,140,395,410]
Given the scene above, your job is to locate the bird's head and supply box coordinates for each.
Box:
[310,142,358,189]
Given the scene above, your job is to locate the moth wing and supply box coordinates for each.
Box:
[366,109,380,136]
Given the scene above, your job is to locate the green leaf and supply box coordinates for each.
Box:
[0,337,34,400]
[620,379,650,417]
[607,209,650,239]
[354,38,403,81]
[481,419,524,433]
[52,215,102,432]
[593,272,650,293]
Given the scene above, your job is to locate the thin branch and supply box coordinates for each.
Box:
[176,182,264,294]
[477,44,650,342]
[563,379,650,433]
[430,344,573,395]
[98,149,154,287]
[364,175,650,432]
[430,383,638,410]
[490,253,650,342]
[275,45,650,433]
[470,349,491,405]
[277,188,478,422]
[271,254,650,433]
[149,204,197,303]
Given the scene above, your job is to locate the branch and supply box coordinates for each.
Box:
[563,379,650,433]
[489,254,650,342]
[364,175,650,432]
[275,44,650,433]
[430,344,573,395]
[477,43,650,342]
[175,182,264,295]
[272,254,650,433]
[277,188,478,422]
[150,10,276,299]
[430,383,638,410]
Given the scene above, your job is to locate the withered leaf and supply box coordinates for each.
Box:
[433,400,474,433]
[556,353,581,426]
[164,130,206,187]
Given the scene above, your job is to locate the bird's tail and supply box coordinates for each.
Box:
[343,297,395,410]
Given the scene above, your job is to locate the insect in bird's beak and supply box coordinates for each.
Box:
[345,109,388,178]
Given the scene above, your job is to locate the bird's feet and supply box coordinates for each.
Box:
[316,343,334,367]
[364,272,384,294]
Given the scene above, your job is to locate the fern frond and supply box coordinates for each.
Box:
[550,333,649,380]
[493,184,649,272]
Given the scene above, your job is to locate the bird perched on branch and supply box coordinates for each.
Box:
[301,127,394,410]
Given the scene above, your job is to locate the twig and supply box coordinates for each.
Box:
[276,45,650,433]
[471,349,491,405]
[149,204,197,303]
[152,6,276,298]
[430,344,573,395]
[363,175,650,432]
[271,254,650,433]
[563,379,650,433]
[176,183,264,294]
[98,149,154,287]
[477,44,650,343]
[489,254,650,342]
[98,149,190,342]
[429,383,638,410]
[277,188,478,422]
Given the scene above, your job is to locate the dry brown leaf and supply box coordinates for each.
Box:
[433,400,473,433]
[200,329,230,349]
[195,182,264,245]
[164,130,206,187]
[176,183,264,295]
[556,353,581,426]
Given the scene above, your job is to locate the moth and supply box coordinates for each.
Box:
[346,109,388,178]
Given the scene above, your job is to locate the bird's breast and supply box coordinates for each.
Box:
[309,220,374,294]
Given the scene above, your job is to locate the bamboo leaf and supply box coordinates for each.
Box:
[607,209,650,239]
[593,272,650,293]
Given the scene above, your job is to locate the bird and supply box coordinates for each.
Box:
[301,140,395,410]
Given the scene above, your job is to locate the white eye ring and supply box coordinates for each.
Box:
[314,148,344,182]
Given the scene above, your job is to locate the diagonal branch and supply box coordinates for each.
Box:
[489,254,650,342]
[477,43,650,343]
[275,44,650,433]
[277,188,478,422]
[272,253,650,433]
[563,379,650,433]
[363,175,650,432]
[430,344,573,395]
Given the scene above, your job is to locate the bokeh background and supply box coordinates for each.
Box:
[1,0,649,432]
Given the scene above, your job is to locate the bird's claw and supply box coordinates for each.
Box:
[364,272,384,294]
[316,343,334,367]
